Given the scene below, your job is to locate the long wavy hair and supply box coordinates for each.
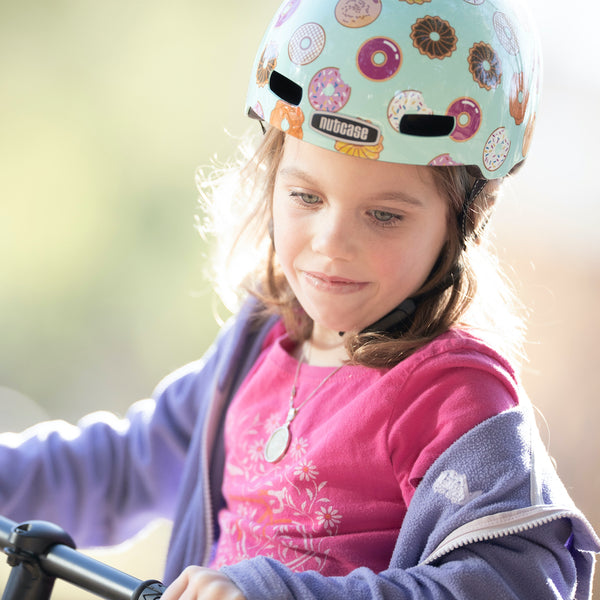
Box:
[198,127,527,369]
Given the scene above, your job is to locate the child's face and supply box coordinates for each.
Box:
[272,135,449,344]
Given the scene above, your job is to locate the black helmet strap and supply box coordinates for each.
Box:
[459,178,488,247]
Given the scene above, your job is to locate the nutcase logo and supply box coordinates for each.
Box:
[310,112,381,145]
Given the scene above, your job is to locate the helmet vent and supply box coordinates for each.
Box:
[269,70,303,106]
[399,114,455,137]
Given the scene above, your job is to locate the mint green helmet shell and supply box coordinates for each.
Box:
[245,0,542,179]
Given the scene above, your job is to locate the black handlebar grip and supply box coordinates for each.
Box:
[132,580,166,600]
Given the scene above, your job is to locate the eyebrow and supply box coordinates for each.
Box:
[277,166,319,187]
[277,166,425,208]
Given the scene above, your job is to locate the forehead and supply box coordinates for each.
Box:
[277,135,443,201]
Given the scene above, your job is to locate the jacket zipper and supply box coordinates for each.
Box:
[200,383,223,566]
[422,505,584,565]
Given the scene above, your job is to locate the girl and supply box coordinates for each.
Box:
[1,1,598,599]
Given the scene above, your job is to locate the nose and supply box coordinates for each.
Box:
[310,207,357,261]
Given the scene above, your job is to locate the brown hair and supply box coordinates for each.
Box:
[198,127,526,369]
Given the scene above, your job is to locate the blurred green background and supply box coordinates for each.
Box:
[1,1,599,597]
[0,0,274,419]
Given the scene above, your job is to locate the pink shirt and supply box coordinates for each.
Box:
[211,322,518,575]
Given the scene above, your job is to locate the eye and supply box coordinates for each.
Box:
[369,209,403,227]
[290,191,321,206]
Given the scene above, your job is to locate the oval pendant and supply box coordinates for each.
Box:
[264,425,291,463]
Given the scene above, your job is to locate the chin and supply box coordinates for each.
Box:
[302,301,377,336]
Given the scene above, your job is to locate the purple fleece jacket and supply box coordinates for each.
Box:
[0,299,598,599]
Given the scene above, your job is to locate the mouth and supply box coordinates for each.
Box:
[301,271,369,294]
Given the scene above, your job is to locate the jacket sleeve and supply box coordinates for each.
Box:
[0,320,235,548]
[222,519,579,600]
[222,406,599,600]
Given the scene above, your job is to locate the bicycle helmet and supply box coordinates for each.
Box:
[246,0,541,179]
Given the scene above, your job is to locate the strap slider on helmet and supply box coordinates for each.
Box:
[269,71,303,106]
[399,114,455,138]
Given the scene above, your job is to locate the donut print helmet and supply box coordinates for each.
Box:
[245,0,542,179]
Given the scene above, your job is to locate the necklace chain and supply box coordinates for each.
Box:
[288,351,342,414]
[263,344,343,463]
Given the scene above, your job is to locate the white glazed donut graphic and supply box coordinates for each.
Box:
[289,22,326,65]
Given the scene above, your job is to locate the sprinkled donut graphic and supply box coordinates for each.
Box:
[468,42,502,90]
[335,135,384,160]
[256,41,278,88]
[289,23,326,65]
[428,153,463,166]
[483,127,510,172]
[446,97,482,142]
[387,90,432,133]
[357,37,402,81]
[509,71,529,125]
[270,100,305,139]
[493,11,519,56]
[335,0,382,28]
[308,67,351,112]
[275,0,301,27]
[399,0,431,4]
[410,16,457,60]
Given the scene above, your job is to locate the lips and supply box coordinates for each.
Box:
[302,271,369,294]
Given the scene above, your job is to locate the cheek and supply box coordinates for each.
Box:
[376,222,447,286]
[272,199,298,266]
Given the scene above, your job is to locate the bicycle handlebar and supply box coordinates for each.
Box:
[0,515,165,600]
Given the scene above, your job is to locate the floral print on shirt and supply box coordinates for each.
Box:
[211,409,343,573]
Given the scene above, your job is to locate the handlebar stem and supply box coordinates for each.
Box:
[1,518,165,600]
[2,521,76,600]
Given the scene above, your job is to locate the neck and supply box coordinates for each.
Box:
[305,325,348,366]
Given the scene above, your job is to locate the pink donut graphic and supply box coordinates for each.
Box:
[251,101,264,120]
[357,37,402,81]
[289,22,326,65]
[275,0,301,27]
[446,97,482,142]
[308,67,351,112]
[428,153,463,167]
